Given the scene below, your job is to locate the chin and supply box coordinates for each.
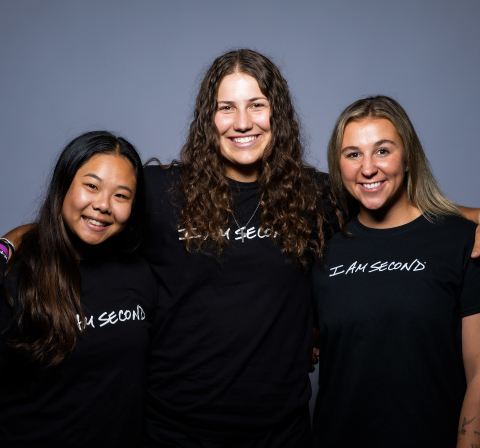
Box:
[359,200,387,211]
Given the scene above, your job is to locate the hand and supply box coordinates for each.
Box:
[457,207,480,258]
[473,224,480,258]
[310,327,320,372]
[310,347,320,372]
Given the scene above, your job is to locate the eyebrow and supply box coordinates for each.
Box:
[375,139,396,147]
[217,97,268,104]
[83,173,133,193]
[341,139,397,153]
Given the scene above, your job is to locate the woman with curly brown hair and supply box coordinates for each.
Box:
[141,49,341,447]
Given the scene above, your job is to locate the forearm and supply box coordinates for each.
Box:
[457,376,480,447]
[2,224,33,260]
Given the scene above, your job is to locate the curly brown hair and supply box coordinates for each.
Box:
[177,49,342,264]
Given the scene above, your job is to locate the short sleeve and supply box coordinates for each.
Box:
[460,248,480,318]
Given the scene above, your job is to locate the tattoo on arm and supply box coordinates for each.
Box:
[459,416,476,437]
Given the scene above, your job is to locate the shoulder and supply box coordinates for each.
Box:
[3,259,23,298]
[426,214,476,240]
[304,166,330,190]
[436,214,477,230]
[144,164,182,205]
[144,164,182,189]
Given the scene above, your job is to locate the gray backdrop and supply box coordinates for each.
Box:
[1,0,479,417]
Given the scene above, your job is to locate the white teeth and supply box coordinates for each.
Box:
[84,217,107,227]
[363,182,382,189]
[232,136,257,143]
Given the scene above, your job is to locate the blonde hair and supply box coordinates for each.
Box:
[327,95,460,219]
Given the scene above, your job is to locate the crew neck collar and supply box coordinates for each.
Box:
[351,214,427,237]
[226,177,259,191]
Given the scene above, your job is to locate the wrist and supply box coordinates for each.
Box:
[0,238,15,260]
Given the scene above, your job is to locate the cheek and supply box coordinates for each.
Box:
[61,187,85,223]
[114,203,133,227]
[214,114,230,135]
[380,157,405,177]
[256,111,271,134]
[339,161,356,185]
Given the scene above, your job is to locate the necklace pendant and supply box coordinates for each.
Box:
[240,227,246,243]
[231,192,264,244]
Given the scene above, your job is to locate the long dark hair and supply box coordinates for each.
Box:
[6,131,144,367]
[177,49,342,264]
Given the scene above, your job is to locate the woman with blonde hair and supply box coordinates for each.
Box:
[312,95,480,448]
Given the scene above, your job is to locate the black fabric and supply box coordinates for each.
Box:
[0,253,156,448]
[143,405,311,448]
[142,165,317,442]
[312,214,480,448]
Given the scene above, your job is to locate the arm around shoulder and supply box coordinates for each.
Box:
[458,207,480,258]
[2,224,33,260]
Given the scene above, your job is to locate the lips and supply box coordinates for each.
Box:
[228,135,260,148]
[82,216,111,228]
[358,181,385,192]
[230,135,258,144]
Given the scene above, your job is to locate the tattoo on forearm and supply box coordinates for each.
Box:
[459,416,476,437]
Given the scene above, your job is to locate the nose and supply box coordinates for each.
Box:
[361,154,378,178]
[233,108,253,132]
[92,191,112,214]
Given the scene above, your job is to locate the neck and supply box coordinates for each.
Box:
[224,162,260,182]
[357,195,422,229]
[67,230,112,261]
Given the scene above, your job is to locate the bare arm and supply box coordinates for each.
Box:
[456,313,480,447]
[458,207,480,258]
[2,224,33,260]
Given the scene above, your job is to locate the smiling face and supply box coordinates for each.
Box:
[61,154,137,251]
[340,118,420,227]
[214,72,272,182]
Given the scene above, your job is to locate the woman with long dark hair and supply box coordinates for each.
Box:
[141,49,342,446]
[312,96,480,447]
[0,131,156,447]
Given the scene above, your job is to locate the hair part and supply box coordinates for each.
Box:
[6,130,144,367]
[327,95,460,219]
[177,49,342,263]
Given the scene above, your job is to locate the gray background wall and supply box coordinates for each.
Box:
[1,0,479,416]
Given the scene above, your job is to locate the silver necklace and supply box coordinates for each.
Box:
[231,192,264,243]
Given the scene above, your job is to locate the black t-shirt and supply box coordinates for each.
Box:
[0,253,156,448]
[142,166,317,441]
[312,215,480,448]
